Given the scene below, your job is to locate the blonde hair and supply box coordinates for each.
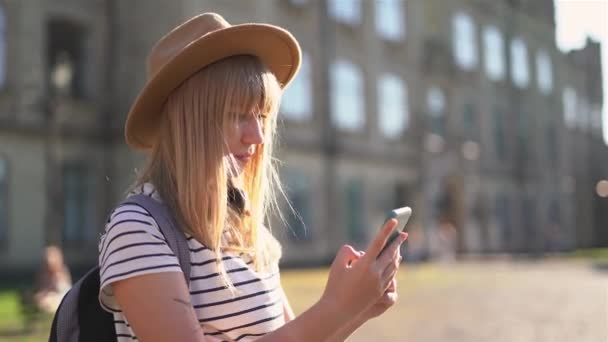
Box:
[132,55,285,289]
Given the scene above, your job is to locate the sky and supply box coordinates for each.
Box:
[554,0,608,144]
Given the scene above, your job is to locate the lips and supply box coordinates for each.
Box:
[234,153,253,162]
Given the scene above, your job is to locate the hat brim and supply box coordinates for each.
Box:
[125,23,301,150]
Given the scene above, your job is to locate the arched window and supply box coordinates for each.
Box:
[510,38,529,88]
[536,49,553,94]
[47,19,86,98]
[452,12,478,70]
[328,0,361,25]
[483,26,505,81]
[426,86,445,136]
[281,52,312,121]
[330,59,365,131]
[378,73,409,138]
[375,0,405,41]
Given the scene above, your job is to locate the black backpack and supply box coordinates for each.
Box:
[49,194,191,342]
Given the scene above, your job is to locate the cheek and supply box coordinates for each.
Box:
[225,123,243,152]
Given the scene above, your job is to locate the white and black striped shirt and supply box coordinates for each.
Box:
[98,183,285,341]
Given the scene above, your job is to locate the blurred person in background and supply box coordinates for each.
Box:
[97,12,408,342]
[33,245,72,313]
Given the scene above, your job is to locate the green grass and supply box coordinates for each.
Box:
[0,264,452,341]
[0,291,22,331]
[568,247,608,262]
[0,290,53,342]
[280,263,458,316]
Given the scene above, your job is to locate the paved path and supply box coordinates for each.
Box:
[283,259,608,342]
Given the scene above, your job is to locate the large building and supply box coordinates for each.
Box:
[0,0,605,274]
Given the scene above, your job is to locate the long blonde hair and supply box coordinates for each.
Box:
[132,55,285,286]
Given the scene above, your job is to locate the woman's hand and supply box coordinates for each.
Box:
[349,245,403,322]
[359,277,399,320]
[320,218,407,319]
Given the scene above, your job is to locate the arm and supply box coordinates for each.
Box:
[113,220,406,342]
[327,315,367,342]
[278,286,363,342]
[326,278,399,342]
[114,272,356,342]
[113,272,207,342]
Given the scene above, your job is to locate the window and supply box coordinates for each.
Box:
[47,19,87,99]
[452,12,478,70]
[462,103,477,139]
[522,197,537,248]
[281,52,312,121]
[546,123,557,165]
[0,6,6,88]
[62,164,94,243]
[494,195,511,244]
[0,157,7,243]
[330,60,365,131]
[284,169,312,242]
[483,26,505,81]
[578,97,589,130]
[536,49,553,94]
[328,0,361,25]
[515,110,527,160]
[493,108,506,159]
[548,199,560,225]
[427,86,445,136]
[375,0,405,40]
[510,38,529,88]
[288,0,308,6]
[345,179,366,243]
[562,87,577,128]
[591,105,602,133]
[378,74,409,138]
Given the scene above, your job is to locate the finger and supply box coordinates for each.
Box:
[377,232,408,268]
[347,250,365,266]
[381,256,401,285]
[334,245,360,267]
[380,279,396,295]
[378,289,398,305]
[363,218,398,261]
[381,264,398,286]
[386,291,398,303]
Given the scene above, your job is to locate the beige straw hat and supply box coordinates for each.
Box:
[124,12,302,150]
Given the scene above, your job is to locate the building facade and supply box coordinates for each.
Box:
[0,0,605,273]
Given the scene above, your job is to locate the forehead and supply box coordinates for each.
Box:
[222,66,280,116]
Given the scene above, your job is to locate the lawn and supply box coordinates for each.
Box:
[568,247,608,262]
[0,265,446,341]
[0,289,53,342]
[1,257,593,341]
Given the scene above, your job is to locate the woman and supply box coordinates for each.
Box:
[98,12,407,342]
[33,245,72,313]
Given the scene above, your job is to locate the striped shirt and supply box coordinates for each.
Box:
[98,183,285,341]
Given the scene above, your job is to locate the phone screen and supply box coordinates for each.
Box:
[378,207,412,257]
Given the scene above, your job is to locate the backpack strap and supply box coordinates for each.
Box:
[123,194,191,286]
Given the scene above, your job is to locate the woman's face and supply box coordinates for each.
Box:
[225,111,266,176]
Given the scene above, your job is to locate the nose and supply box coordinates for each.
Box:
[242,117,265,145]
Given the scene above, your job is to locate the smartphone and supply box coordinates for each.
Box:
[378,207,412,257]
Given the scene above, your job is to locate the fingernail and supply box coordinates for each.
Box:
[400,232,408,242]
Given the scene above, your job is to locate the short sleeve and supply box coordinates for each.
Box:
[98,203,183,312]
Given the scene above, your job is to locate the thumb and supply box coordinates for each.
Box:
[334,245,359,266]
